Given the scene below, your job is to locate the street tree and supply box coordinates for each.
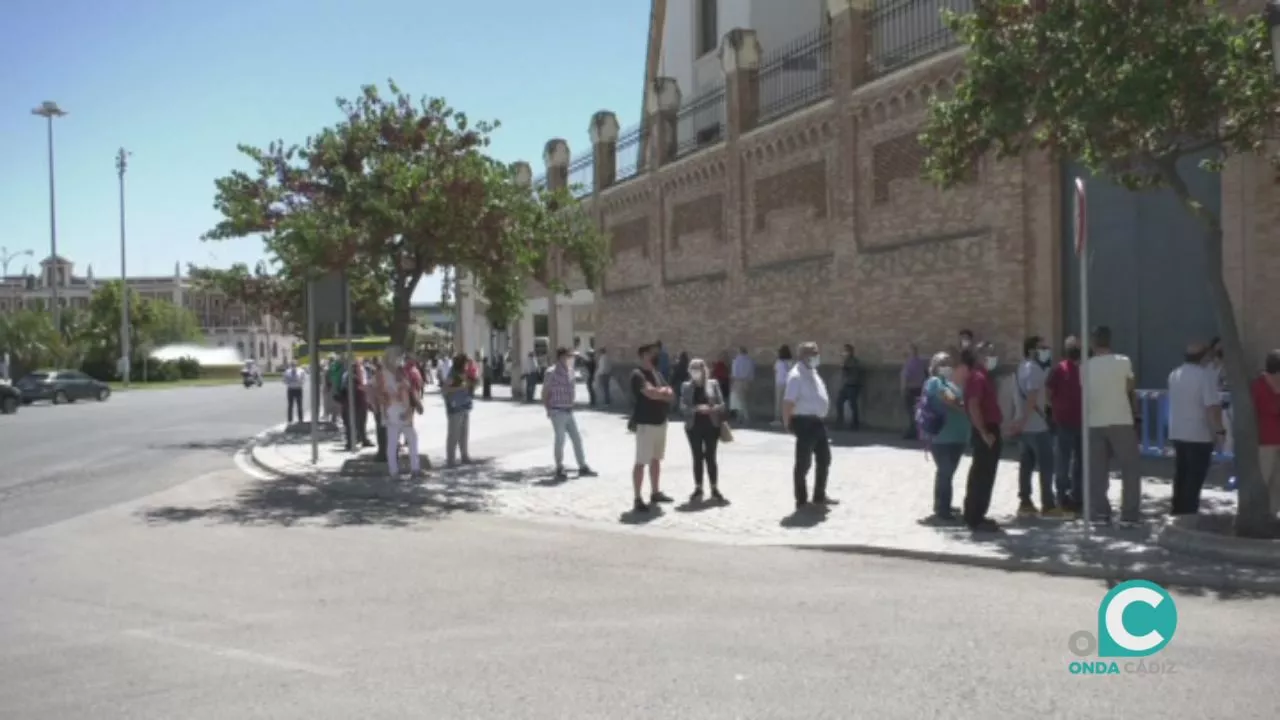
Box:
[920,0,1280,535]
[197,80,607,348]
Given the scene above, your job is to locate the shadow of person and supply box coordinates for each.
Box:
[780,505,829,529]
[618,506,664,525]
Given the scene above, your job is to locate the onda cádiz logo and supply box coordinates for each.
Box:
[1067,580,1179,676]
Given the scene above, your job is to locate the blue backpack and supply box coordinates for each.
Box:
[914,391,947,440]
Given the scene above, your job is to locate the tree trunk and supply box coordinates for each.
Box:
[388,290,412,351]
[1166,165,1274,537]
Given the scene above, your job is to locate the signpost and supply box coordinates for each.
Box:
[307,271,349,464]
[1075,176,1092,528]
[307,278,319,464]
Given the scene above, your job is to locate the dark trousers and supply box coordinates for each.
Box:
[1054,426,1083,510]
[586,372,598,406]
[686,425,720,489]
[1172,440,1214,515]
[482,376,492,399]
[929,442,965,516]
[836,384,861,429]
[903,388,922,437]
[286,387,304,423]
[524,374,537,402]
[963,424,1003,527]
[1017,431,1056,509]
[374,413,388,461]
[792,416,832,504]
[341,394,370,449]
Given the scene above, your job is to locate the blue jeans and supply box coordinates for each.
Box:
[1018,431,1056,508]
[929,442,965,516]
[550,409,587,469]
[1054,426,1084,510]
[524,374,537,402]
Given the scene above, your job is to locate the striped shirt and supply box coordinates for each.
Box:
[544,364,576,409]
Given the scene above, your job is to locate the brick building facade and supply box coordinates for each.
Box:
[523,0,1280,427]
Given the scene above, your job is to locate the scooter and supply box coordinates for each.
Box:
[242,370,263,388]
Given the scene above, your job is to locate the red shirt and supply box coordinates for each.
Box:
[966,366,1002,427]
[1045,360,1082,428]
[1250,376,1280,446]
[406,363,424,393]
[712,360,730,388]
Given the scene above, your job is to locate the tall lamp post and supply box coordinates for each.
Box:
[31,101,67,331]
[0,247,33,278]
[116,148,132,386]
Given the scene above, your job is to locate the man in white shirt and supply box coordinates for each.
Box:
[283,360,307,424]
[1167,342,1225,515]
[522,351,540,403]
[1085,326,1142,524]
[595,348,613,406]
[783,342,838,512]
[730,347,754,423]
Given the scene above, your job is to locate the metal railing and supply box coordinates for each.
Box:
[871,0,973,76]
[758,25,833,125]
[567,152,594,198]
[615,122,647,184]
[674,82,726,159]
[1137,390,1235,463]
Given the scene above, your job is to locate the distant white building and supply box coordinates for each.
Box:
[0,255,297,370]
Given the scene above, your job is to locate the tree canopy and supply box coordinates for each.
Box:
[195,80,608,346]
[920,0,1280,535]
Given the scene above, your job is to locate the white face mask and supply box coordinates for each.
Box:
[938,367,954,381]
[1036,349,1051,364]
[690,370,704,382]
[807,356,821,369]
[984,356,999,371]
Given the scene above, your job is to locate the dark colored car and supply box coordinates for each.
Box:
[16,370,111,405]
[0,382,20,414]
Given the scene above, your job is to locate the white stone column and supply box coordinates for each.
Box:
[542,139,571,353]
[457,271,478,356]
[553,297,574,352]
[507,161,535,387]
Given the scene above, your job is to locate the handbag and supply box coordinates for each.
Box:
[719,420,734,443]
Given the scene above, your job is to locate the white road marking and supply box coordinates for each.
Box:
[123,628,344,677]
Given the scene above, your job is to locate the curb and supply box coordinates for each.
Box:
[1158,515,1280,570]
[791,542,1280,595]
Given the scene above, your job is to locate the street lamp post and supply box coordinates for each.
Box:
[31,101,67,331]
[1268,1,1280,76]
[0,247,33,278]
[116,148,132,386]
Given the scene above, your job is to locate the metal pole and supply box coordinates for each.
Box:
[344,273,355,450]
[307,279,319,464]
[1076,176,1092,529]
[116,149,131,386]
[45,116,61,332]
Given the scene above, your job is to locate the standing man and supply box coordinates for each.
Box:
[961,345,1003,532]
[543,347,598,481]
[1167,341,1225,515]
[836,343,863,431]
[1011,335,1057,516]
[1251,349,1280,515]
[630,343,674,512]
[596,348,612,406]
[900,344,928,438]
[584,349,598,407]
[783,342,839,511]
[730,346,754,423]
[283,360,307,424]
[522,350,540,403]
[1046,336,1084,513]
[1085,326,1143,525]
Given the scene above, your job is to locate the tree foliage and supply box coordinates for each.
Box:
[920,0,1280,535]
[196,80,608,347]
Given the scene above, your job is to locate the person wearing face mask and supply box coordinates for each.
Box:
[1084,325,1142,525]
[961,344,1003,531]
[783,342,839,511]
[1250,349,1280,516]
[629,344,675,512]
[679,358,728,503]
[1167,341,1225,515]
[1045,337,1084,514]
[543,347,598,480]
[1011,335,1060,516]
[921,352,971,521]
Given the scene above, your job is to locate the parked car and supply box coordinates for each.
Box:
[16,370,111,405]
[0,380,20,414]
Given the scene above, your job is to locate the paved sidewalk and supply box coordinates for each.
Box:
[249,388,1280,593]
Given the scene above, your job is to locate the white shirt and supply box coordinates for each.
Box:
[774,359,793,387]
[784,364,830,417]
[597,353,611,375]
[1087,353,1135,428]
[380,368,407,421]
[523,355,538,375]
[283,366,307,389]
[1167,363,1221,443]
[731,353,754,380]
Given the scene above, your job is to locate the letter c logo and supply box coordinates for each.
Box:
[1097,580,1178,658]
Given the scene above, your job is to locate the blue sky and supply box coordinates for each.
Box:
[0,0,649,304]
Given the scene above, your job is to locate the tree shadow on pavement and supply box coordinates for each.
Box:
[139,458,546,529]
[153,437,255,454]
[919,492,1279,599]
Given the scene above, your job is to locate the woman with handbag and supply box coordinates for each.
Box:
[680,358,729,504]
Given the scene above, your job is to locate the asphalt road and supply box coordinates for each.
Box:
[0,464,1277,720]
[0,383,294,536]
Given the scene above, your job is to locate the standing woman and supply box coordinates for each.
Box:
[921,351,972,521]
[443,353,475,466]
[378,350,422,479]
[680,358,727,503]
[773,344,794,427]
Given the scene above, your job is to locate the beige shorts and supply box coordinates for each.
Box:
[634,423,668,465]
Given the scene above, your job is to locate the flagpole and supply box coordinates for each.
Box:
[1076,176,1091,530]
